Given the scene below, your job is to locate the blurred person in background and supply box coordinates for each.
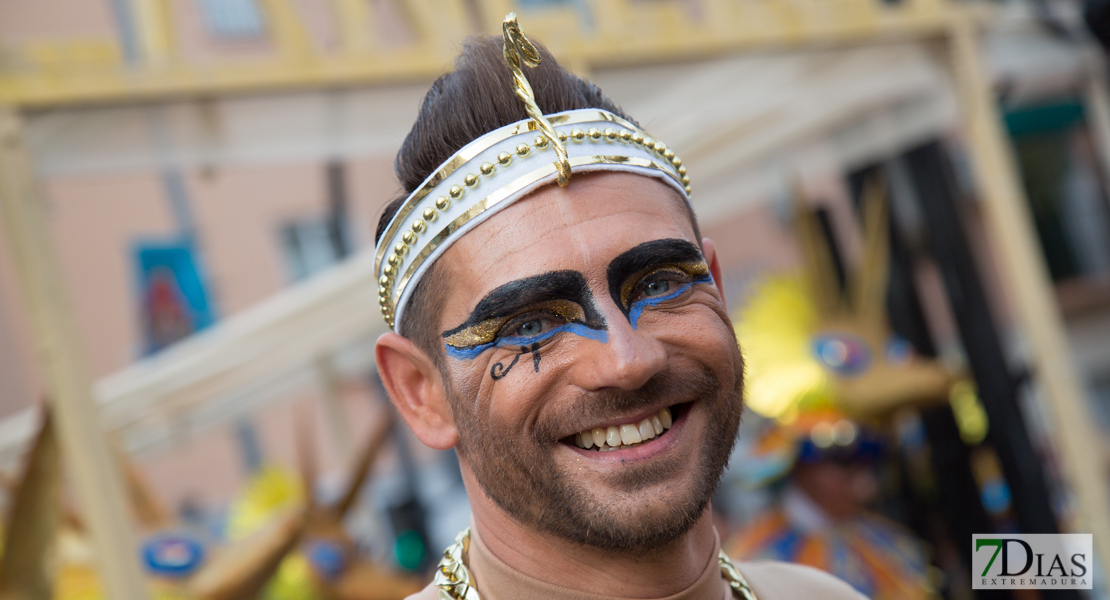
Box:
[717,181,969,600]
[372,14,865,600]
[727,410,933,600]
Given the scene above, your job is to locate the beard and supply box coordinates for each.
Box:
[448,359,744,553]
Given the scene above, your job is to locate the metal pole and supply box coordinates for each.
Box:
[906,139,1064,598]
[316,355,354,464]
[1081,49,1110,216]
[325,161,350,259]
[854,162,1011,599]
[947,19,1110,574]
[0,107,150,598]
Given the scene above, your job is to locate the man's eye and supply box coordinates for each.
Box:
[500,313,561,340]
[515,319,544,337]
[643,280,671,298]
[630,269,688,304]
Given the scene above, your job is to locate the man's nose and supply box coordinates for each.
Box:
[572,306,668,391]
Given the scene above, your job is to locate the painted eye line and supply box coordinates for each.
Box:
[442,297,598,352]
[628,274,714,329]
[619,262,708,309]
[444,323,609,360]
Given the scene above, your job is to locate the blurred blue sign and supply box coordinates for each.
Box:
[135,239,216,354]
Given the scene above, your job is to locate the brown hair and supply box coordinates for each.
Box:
[376,35,696,364]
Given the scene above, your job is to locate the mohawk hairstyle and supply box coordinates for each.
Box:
[375,35,636,363]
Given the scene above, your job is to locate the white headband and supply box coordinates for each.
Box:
[374,108,691,334]
[375,14,692,333]
[374,110,691,333]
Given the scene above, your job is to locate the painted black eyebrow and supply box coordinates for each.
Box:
[606,238,705,314]
[441,270,605,338]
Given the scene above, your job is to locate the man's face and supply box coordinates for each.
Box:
[433,172,744,552]
[794,460,879,521]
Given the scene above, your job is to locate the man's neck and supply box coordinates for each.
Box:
[468,493,719,599]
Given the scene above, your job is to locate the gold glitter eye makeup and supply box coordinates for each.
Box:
[606,239,709,319]
[443,316,511,349]
[622,261,710,308]
[624,263,713,329]
[441,271,610,362]
[444,299,587,349]
[493,300,586,341]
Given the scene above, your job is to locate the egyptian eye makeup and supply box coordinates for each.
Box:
[606,239,713,328]
[441,240,713,361]
[442,271,608,360]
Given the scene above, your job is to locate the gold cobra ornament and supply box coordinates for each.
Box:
[502,12,572,187]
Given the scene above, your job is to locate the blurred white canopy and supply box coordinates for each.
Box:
[0,249,384,464]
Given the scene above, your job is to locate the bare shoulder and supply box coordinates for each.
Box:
[738,561,869,599]
[404,581,441,600]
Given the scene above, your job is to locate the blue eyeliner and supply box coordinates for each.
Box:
[628,274,713,329]
[445,322,609,360]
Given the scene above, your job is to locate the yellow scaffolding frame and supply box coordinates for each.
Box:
[948,18,1110,573]
[0,0,973,108]
[0,107,150,599]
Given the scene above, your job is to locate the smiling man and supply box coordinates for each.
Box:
[374,15,866,600]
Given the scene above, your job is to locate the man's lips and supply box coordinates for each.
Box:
[560,402,690,453]
[561,403,691,463]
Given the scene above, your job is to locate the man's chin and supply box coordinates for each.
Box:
[536,480,711,552]
[513,450,713,552]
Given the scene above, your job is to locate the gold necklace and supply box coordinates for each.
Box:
[434,528,758,600]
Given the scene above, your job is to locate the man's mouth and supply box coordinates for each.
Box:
[566,404,687,452]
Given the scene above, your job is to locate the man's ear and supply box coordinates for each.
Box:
[375,332,459,450]
[702,236,728,312]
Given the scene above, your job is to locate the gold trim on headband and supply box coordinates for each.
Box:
[374,110,649,276]
[376,111,691,330]
[389,154,683,312]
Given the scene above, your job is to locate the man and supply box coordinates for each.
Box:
[728,411,932,600]
[374,14,866,599]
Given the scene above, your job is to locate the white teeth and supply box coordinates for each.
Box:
[620,424,642,445]
[659,407,672,429]
[573,407,678,451]
[606,426,622,448]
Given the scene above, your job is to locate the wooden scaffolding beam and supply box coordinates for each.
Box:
[947,18,1110,575]
[0,106,150,599]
